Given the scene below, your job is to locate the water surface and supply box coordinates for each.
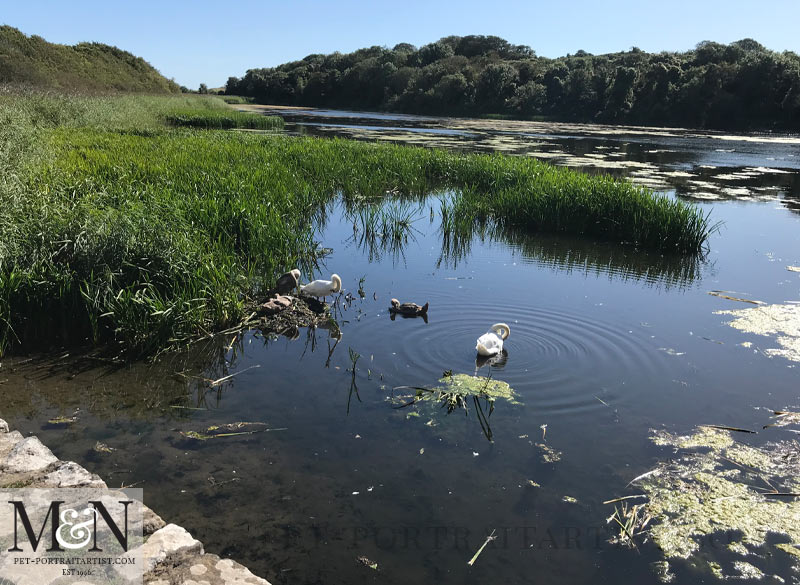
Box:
[1,110,799,584]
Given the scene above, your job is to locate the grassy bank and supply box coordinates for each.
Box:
[0,93,712,357]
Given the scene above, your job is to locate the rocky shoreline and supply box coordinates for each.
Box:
[0,418,271,585]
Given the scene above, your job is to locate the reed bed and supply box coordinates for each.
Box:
[0,93,713,357]
[164,109,283,130]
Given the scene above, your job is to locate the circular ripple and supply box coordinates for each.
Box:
[348,295,673,416]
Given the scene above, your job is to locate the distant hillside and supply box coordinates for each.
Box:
[0,25,179,93]
[227,35,800,132]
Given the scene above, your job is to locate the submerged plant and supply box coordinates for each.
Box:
[393,373,519,441]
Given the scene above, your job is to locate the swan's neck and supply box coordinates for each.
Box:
[492,323,510,340]
[331,274,342,292]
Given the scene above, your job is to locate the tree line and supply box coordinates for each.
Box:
[226,35,800,131]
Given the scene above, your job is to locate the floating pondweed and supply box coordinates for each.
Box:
[609,426,800,581]
[716,302,800,363]
[393,373,519,441]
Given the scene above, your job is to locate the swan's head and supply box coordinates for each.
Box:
[390,298,400,308]
[289,268,300,281]
[331,274,342,292]
[491,323,510,340]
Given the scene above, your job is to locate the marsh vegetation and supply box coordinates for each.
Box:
[0,92,711,357]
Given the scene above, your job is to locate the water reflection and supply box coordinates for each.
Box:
[342,199,425,265]
[322,195,705,289]
[438,218,703,290]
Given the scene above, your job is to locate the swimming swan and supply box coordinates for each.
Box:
[476,323,510,356]
[300,274,342,298]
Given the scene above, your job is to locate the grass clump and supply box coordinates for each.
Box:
[164,109,283,130]
[438,154,715,253]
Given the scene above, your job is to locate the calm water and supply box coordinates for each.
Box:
[1,111,799,584]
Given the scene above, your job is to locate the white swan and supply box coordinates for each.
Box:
[476,323,510,356]
[300,274,342,298]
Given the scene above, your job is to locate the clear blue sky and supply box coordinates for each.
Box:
[4,1,799,89]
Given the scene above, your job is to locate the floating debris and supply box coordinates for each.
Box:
[562,495,578,504]
[708,290,764,305]
[716,302,800,363]
[698,424,756,434]
[787,266,800,273]
[467,530,497,567]
[658,348,685,357]
[356,556,378,570]
[650,560,675,583]
[764,411,800,429]
[93,441,115,454]
[179,422,286,441]
[535,443,562,463]
[46,415,77,426]
[526,480,541,488]
[603,494,647,505]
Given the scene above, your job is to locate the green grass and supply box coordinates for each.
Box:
[164,109,284,130]
[0,92,713,358]
[221,95,255,104]
[437,157,715,253]
[0,25,180,94]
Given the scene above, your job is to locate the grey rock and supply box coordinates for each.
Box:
[145,552,272,585]
[0,418,8,433]
[0,430,23,459]
[143,505,167,536]
[1,436,57,473]
[41,461,106,488]
[117,523,203,578]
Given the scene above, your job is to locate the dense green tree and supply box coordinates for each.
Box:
[476,63,518,111]
[225,34,800,131]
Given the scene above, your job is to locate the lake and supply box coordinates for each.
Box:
[1,108,799,584]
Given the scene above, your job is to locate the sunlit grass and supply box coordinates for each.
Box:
[164,109,283,130]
